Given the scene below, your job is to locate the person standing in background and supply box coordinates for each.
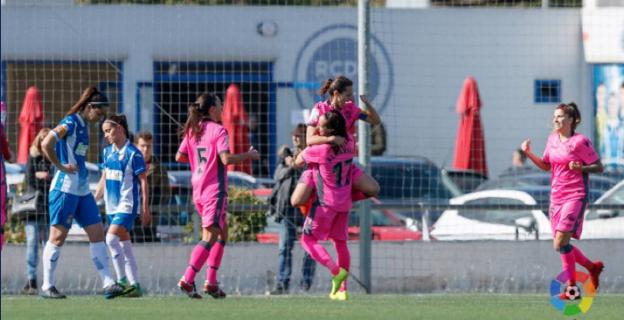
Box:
[269,124,316,295]
[21,128,53,294]
[133,131,170,242]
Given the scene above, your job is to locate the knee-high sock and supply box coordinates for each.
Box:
[183,241,211,283]
[120,240,139,285]
[206,240,225,285]
[105,234,126,282]
[559,244,576,285]
[571,246,594,271]
[333,239,350,290]
[90,241,116,288]
[301,234,339,276]
[42,241,61,290]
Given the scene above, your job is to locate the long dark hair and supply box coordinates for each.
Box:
[319,76,353,97]
[181,92,219,141]
[103,113,130,138]
[556,102,581,132]
[323,110,348,153]
[66,86,108,116]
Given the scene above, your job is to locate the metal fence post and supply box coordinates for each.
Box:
[358,0,372,294]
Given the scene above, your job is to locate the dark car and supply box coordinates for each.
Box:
[366,156,462,200]
[359,156,463,225]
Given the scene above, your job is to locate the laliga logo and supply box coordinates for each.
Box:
[293,24,393,113]
[549,271,596,316]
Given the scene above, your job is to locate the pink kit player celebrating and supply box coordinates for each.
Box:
[305,76,381,200]
[522,102,604,301]
[176,92,259,299]
[292,110,354,301]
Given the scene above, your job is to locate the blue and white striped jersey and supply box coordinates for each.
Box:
[102,140,146,215]
[50,114,91,196]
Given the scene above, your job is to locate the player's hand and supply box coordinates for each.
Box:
[359,94,370,106]
[141,209,152,226]
[569,161,583,172]
[248,147,260,160]
[61,163,78,174]
[521,139,531,154]
[330,135,345,147]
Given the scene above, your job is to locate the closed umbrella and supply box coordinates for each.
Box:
[222,84,252,174]
[17,86,44,164]
[453,76,488,177]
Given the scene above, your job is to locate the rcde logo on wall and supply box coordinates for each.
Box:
[293,24,393,113]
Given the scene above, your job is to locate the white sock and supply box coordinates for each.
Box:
[89,241,115,288]
[42,241,61,291]
[105,233,126,282]
[120,240,139,285]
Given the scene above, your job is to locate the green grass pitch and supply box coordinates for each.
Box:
[3,294,624,320]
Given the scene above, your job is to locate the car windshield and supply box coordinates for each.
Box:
[599,184,624,205]
[373,161,460,200]
[586,183,624,220]
[457,197,533,226]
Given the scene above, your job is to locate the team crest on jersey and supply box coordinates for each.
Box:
[106,169,123,181]
[75,143,88,156]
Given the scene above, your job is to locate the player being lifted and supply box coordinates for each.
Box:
[292,110,354,301]
[176,92,259,299]
[95,114,151,297]
[305,76,381,200]
[291,76,382,297]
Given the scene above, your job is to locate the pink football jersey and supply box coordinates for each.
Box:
[542,132,600,204]
[178,120,230,203]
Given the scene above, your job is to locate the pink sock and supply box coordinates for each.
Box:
[334,240,350,291]
[183,241,211,283]
[206,240,225,285]
[560,245,576,285]
[571,246,594,271]
[301,234,339,275]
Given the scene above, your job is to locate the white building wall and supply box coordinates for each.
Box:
[1,6,588,176]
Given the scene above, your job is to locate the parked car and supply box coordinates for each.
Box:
[583,180,624,239]
[6,161,103,203]
[432,181,624,241]
[256,197,422,243]
[363,156,463,224]
[431,190,552,241]
[168,170,273,206]
[4,162,25,197]
[476,172,617,203]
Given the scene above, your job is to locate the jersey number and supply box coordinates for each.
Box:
[196,147,208,173]
[332,159,352,187]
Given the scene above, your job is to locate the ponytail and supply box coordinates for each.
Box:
[181,92,219,141]
[556,102,581,131]
[318,75,353,99]
[319,78,334,96]
[66,86,108,116]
